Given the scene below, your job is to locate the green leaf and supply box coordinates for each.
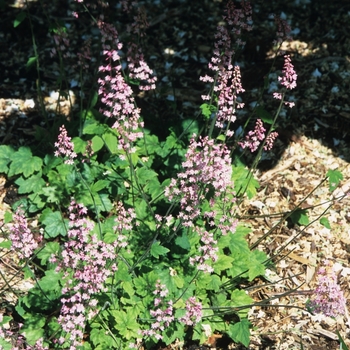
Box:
[337,330,349,350]
[216,134,226,142]
[121,281,135,297]
[231,290,253,318]
[15,174,45,194]
[41,186,60,204]
[137,167,158,185]
[150,241,170,258]
[144,178,163,202]
[14,11,27,27]
[20,316,45,346]
[0,338,12,350]
[0,315,11,326]
[173,274,184,289]
[320,217,331,229]
[93,193,113,213]
[83,121,105,135]
[227,319,251,347]
[39,209,68,238]
[133,276,148,297]
[20,270,62,314]
[219,224,250,255]
[8,147,43,178]
[4,211,12,223]
[200,103,216,120]
[0,240,11,249]
[207,274,221,291]
[231,165,259,199]
[290,209,309,226]
[115,261,132,282]
[91,180,109,192]
[37,270,62,295]
[255,106,273,124]
[327,169,343,192]
[247,257,266,281]
[43,154,61,173]
[72,137,86,154]
[26,56,37,70]
[112,310,139,339]
[214,254,233,273]
[91,135,104,152]
[103,132,119,154]
[138,133,160,155]
[134,199,148,219]
[182,119,199,138]
[175,232,191,250]
[0,145,15,174]
[36,242,60,265]
[162,322,185,346]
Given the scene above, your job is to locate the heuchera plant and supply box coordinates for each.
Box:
[0,0,346,349]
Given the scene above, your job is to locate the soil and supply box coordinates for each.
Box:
[1,0,350,349]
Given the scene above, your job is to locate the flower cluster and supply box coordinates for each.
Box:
[273,55,297,108]
[200,1,251,132]
[165,135,236,273]
[51,201,135,347]
[308,260,346,318]
[142,281,174,340]
[278,55,297,90]
[8,207,40,259]
[54,125,77,165]
[189,228,218,274]
[274,15,292,47]
[76,38,92,72]
[97,21,142,152]
[239,119,278,152]
[179,296,203,326]
[0,313,49,349]
[165,135,233,226]
[127,5,149,37]
[127,43,157,91]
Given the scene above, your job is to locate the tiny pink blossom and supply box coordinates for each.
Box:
[8,207,39,259]
[264,131,278,151]
[273,92,282,100]
[278,55,297,90]
[308,260,346,318]
[54,125,77,164]
[179,297,203,326]
[239,119,266,152]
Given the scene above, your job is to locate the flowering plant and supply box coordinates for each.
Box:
[0,1,347,349]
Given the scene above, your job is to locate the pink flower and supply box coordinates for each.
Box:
[274,15,292,47]
[239,119,266,152]
[308,260,346,318]
[54,125,77,165]
[189,228,218,274]
[179,297,203,326]
[278,55,297,90]
[165,135,233,225]
[8,207,39,259]
[127,43,157,91]
[54,200,136,346]
[142,281,174,340]
[239,119,278,152]
[97,21,153,153]
[200,1,251,132]
[264,131,279,151]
